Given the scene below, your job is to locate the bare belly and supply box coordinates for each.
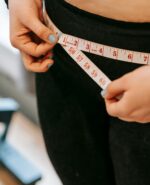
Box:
[65,0,150,22]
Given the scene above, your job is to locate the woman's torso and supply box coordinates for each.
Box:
[65,0,150,22]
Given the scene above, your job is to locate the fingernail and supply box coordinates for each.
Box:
[58,32,62,39]
[101,89,107,98]
[48,63,53,68]
[49,34,56,43]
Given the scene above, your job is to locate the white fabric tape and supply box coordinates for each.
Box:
[42,1,149,90]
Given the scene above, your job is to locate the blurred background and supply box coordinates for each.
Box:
[0,1,62,185]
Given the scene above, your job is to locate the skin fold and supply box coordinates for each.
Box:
[65,0,150,22]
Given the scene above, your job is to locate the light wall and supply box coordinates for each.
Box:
[0,0,30,92]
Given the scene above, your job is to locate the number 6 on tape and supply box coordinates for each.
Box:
[42,0,150,90]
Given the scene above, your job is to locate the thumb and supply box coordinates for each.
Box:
[104,77,126,99]
[28,17,58,44]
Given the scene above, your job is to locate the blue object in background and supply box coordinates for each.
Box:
[0,98,42,185]
[0,142,42,185]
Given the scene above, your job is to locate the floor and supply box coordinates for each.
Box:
[0,167,20,185]
[0,112,62,185]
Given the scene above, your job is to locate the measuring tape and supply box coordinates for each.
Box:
[42,1,150,90]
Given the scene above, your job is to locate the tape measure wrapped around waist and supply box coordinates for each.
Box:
[42,0,150,90]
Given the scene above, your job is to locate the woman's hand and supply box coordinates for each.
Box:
[102,65,150,123]
[9,0,58,72]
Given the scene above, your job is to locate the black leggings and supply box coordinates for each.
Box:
[36,1,150,185]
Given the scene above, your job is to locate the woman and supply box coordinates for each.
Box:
[5,0,150,185]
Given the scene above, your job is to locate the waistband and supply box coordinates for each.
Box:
[62,1,150,31]
[45,0,150,52]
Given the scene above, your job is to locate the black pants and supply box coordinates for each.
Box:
[36,1,150,185]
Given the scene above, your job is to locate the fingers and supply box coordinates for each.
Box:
[9,0,57,73]
[21,51,54,73]
[10,23,57,57]
[104,96,124,117]
[118,116,149,124]
[18,35,55,57]
[10,15,58,57]
[104,76,127,99]
[27,17,58,45]
[101,75,130,118]
[118,109,150,124]
[117,117,134,122]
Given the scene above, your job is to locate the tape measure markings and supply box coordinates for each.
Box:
[42,7,112,89]
[42,1,150,90]
[59,34,150,65]
[63,46,111,89]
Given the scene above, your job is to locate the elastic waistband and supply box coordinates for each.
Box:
[45,0,150,53]
[61,1,150,33]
